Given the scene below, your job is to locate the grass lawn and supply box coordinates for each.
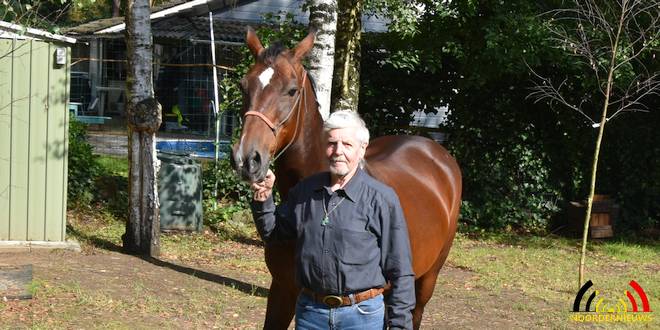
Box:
[449,233,658,327]
[2,155,655,328]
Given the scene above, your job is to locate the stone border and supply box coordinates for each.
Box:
[0,241,81,253]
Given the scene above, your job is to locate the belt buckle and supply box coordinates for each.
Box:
[322,295,343,308]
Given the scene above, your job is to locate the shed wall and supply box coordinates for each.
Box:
[0,38,70,242]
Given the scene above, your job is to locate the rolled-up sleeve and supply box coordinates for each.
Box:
[379,192,415,329]
[250,194,296,243]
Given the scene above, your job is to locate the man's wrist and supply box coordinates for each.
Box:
[250,194,275,213]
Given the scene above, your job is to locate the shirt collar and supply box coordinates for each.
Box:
[315,167,365,203]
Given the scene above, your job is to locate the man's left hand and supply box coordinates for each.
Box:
[251,169,275,201]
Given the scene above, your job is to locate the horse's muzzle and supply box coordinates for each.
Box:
[232,148,268,183]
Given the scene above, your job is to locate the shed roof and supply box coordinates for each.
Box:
[0,21,76,44]
[64,0,387,41]
[64,0,251,36]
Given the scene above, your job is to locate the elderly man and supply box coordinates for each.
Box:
[250,110,415,329]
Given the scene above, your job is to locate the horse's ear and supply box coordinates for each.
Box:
[246,26,264,58]
[293,28,316,60]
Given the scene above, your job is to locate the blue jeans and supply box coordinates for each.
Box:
[295,292,385,330]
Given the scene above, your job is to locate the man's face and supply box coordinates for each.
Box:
[325,127,367,178]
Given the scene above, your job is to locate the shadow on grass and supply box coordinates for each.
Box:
[139,256,269,298]
[67,224,124,253]
[67,224,269,298]
[208,224,263,247]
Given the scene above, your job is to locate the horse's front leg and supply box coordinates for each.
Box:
[263,241,298,330]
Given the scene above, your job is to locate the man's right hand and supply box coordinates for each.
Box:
[251,169,275,202]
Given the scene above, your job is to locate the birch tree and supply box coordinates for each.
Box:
[332,0,362,112]
[528,0,659,287]
[122,0,162,256]
[307,0,338,119]
[112,0,121,17]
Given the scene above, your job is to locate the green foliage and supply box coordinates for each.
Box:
[360,0,658,233]
[2,0,172,29]
[67,115,101,206]
[596,103,660,233]
[93,155,129,220]
[452,126,561,232]
[360,0,588,232]
[1,0,71,32]
[67,0,114,25]
[201,159,250,227]
[202,157,252,210]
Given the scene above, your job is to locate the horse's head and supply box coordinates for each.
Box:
[231,28,315,183]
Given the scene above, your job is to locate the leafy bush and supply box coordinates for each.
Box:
[67,115,101,206]
[449,120,563,232]
[359,0,658,234]
[597,103,660,234]
[360,1,579,232]
[93,156,129,221]
[202,157,252,209]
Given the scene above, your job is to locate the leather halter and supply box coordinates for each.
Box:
[243,69,307,136]
[242,69,308,162]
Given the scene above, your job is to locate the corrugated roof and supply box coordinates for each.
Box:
[153,17,249,43]
[63,17,126,35]
[64,0,387,41]
[0,21,76,44]
[62,0,192,35]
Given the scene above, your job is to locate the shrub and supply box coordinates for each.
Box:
[201,156,252,226]
[67,116,101,206]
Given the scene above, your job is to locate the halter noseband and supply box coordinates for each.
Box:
[242,69,308,162]
[243,69,307,136]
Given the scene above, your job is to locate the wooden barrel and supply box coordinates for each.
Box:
[567,195,618,239]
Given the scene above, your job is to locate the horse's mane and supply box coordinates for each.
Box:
[260,41,320,108]
[305,69,319,108]
[260,42,287,65]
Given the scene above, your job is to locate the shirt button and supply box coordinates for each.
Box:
[323,249,329,254]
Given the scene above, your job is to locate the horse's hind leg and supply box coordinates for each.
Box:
[412,248,451,329]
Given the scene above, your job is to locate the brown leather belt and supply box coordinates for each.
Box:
[301,287,385,308]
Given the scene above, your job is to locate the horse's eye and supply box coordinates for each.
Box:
[288,88,298,97]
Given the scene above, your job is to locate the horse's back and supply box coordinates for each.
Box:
[365,135,462,276]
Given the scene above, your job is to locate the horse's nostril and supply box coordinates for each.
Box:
[248,151,262,173]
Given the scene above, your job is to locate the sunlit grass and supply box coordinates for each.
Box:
[58,157,658,328]
[96,155,129,177]
[449,232,659,325]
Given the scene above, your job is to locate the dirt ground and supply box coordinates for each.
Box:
[0,237,575,330]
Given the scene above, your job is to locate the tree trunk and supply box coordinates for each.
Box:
[331,0,362,112]
[307,0,338,119]
[123,0,162,256]
[578,1,626,288]
[112,0,121,17]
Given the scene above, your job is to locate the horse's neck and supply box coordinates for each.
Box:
[275,80,326,197]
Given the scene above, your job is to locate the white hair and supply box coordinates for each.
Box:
[323,110,370,145]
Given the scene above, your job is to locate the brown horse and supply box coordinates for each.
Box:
[231,28,462,329]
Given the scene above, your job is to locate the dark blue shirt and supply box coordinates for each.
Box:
[250,168,415,329]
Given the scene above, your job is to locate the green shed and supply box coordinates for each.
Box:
[0,21,78,249]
